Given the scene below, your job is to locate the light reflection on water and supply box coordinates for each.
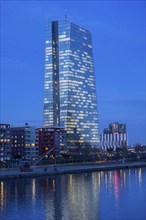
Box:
[0,168,145,220]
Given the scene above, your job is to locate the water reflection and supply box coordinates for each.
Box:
[0,168,145,220]
[138,168,142,190]
[0,181,4,212]
[32,179,36,204]
[114,171,120,202]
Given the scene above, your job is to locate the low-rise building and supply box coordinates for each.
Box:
[100,122,128,151]
[23,123,38,159]
[11,123,38,160]
[11,127,25,159]
[36,127,67,157]
[0,124,11,161]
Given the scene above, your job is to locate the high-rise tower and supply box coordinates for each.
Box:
[43,20,99,147]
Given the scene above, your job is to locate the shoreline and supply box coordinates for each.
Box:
[0,161,146,180]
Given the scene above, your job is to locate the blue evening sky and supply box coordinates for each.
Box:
[0,1,145,145]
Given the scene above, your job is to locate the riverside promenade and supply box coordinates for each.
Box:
[0,161,146,180]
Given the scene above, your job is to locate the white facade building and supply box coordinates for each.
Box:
[100,122,128,151]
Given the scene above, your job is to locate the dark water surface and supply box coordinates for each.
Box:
[0,168,146,220]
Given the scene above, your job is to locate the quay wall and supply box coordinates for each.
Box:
[0,162,146,180]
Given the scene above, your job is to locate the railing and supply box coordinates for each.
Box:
[31,146,63,168]
[31,147,55,167]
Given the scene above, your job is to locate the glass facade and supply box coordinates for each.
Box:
[43,20,99,147]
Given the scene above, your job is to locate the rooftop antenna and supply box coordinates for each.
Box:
[65,9,68,21]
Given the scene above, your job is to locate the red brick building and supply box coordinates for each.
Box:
[36,127,67,156]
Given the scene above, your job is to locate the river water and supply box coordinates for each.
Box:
[0,168,145,220]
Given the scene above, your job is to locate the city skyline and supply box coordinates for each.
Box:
[1,1,145,145]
